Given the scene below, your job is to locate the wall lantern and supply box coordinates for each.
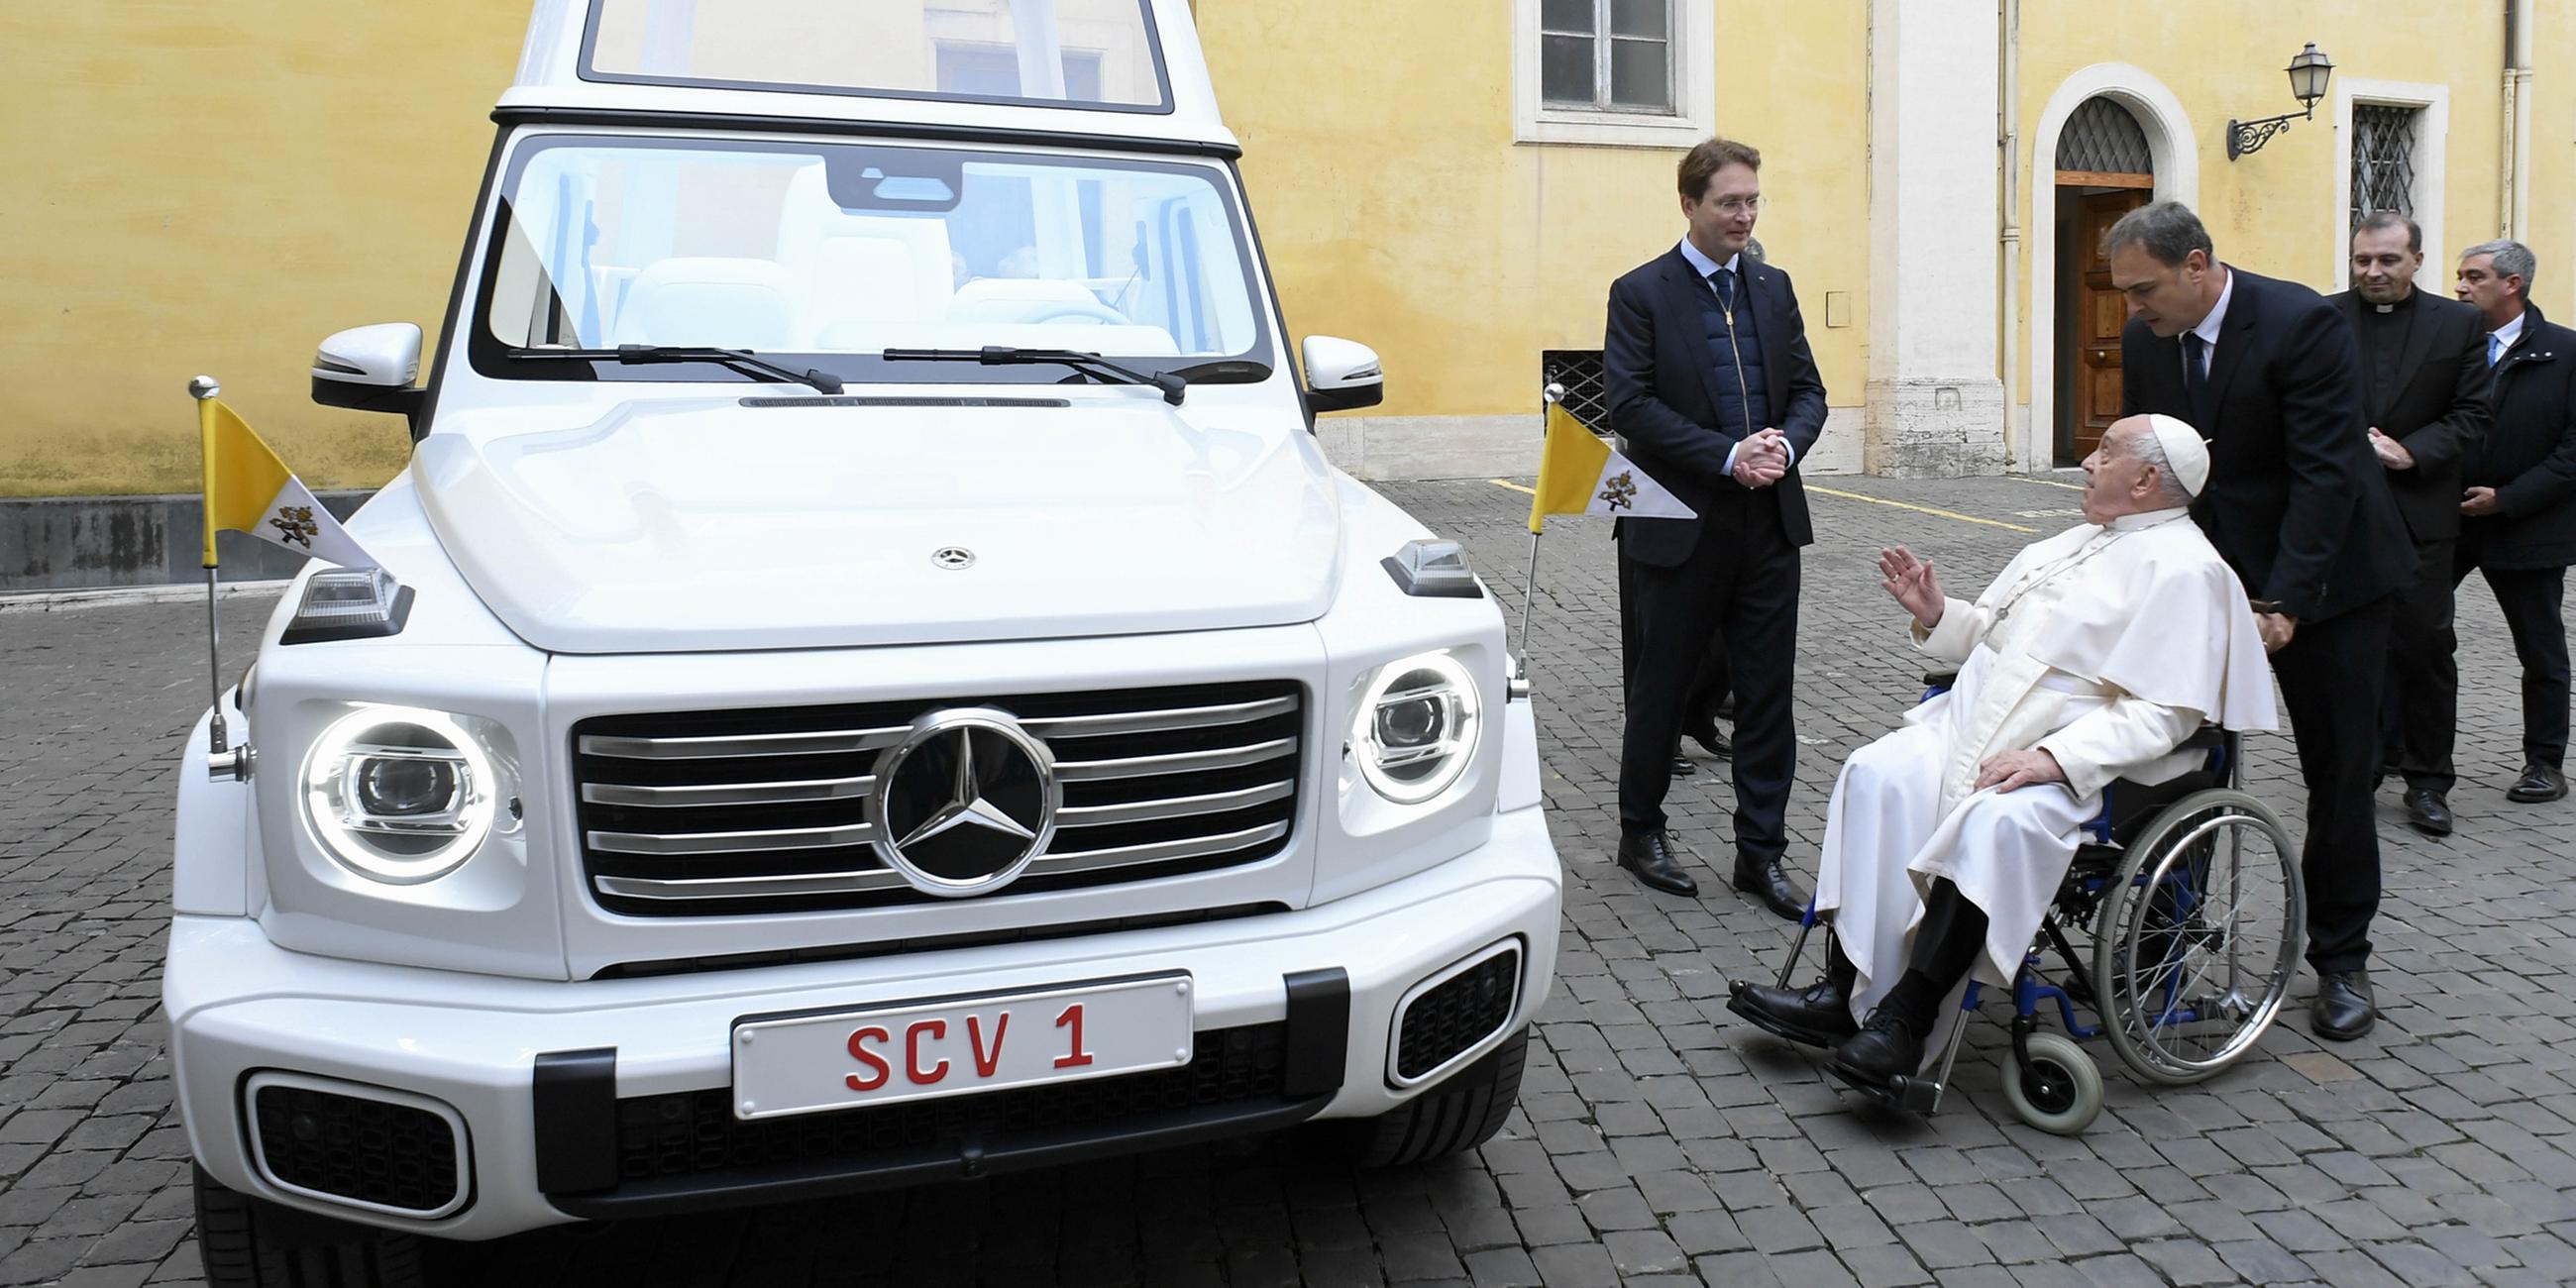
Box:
[2227,43,2335,161]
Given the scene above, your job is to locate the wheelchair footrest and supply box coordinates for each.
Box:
[1825,1062,1944,1115]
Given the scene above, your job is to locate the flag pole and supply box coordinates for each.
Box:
[1515,382,1565,681]
[191,375,248,782]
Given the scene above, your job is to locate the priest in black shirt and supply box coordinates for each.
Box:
[2330,213,2492,836]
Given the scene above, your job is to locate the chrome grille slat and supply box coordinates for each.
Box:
[1054,736,1299,782]
[1054,780,1294,826]
[581,775,876,807]
[577,727,910,760]
[588,822,877,855]
[573,682,1302,914]
[1018,695,1299,739]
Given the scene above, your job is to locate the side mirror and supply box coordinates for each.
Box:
[312,323,425,423]
[1301,335,1384,414]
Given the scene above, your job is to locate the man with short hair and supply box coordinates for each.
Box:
[1603,137,1828,915]
[2110,201,2416,1040]
[1728,416,2276,1085]
[2455,240,2576,805]
[2329,212,2491,836]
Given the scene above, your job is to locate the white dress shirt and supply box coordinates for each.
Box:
[2182,266,2235,382]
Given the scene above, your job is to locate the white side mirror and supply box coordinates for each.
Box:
[1301,335,1384,413]
[312,323,425,422]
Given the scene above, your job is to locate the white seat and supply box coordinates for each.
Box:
[610,258,801,350]
[775,163,956,347]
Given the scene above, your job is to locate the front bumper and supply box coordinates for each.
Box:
[167,805,1558,1240]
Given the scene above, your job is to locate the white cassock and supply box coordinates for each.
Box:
[1815,506,2280,1031]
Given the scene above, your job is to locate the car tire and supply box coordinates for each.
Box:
[1342,1026,1530,1169]
[193,1165,428,1288]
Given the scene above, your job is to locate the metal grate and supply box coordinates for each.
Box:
[2351,104,2419,228]
[612,1022,1290,1184]
[573,681,1303,915]
[252,1084,463,1215]
[1395,947,1521,1081]
[1543,350,1610,429]
[2055,97,2153,174]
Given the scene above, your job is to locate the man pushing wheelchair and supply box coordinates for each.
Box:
[1730,413,2281,1107]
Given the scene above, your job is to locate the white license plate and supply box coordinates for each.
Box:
[729,975,1195,1121]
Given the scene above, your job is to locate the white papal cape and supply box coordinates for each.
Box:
[1814,507,2279,1027]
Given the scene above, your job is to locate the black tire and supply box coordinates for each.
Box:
[193,1165,428,1288]
[1343,1027,1530,1168]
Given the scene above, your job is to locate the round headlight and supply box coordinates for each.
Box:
[301,706,495,884]
[1352,652,1481,805]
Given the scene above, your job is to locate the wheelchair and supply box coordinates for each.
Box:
[1728,674,2305,1134]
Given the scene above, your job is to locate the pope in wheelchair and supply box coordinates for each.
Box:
[1730,414,2282,1116]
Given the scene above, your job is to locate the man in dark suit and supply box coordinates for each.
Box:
[2327,213,2491,836]
[2111,201,2416,1040]
[1603,137,1827,916]
[2455,239,2576,805]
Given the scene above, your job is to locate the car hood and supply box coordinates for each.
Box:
[410,397,1343,653]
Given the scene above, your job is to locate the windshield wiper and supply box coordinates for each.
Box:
[882,347,1186,405]
[512,345,844,395]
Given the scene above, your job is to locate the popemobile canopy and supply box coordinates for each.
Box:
[500,0,1239,154]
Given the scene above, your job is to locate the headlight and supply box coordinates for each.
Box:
[301,705,506,884]
[1351,651,1481,804]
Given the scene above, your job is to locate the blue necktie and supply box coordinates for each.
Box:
[2490,333,2507,368]
[1710,268,1737,315]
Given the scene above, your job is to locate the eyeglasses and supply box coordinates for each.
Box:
[1708,196,1763,216]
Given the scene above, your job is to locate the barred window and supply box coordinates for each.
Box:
[1543,350,1611,428]
[1539,0,1674,114]
[2350,104,2420,229]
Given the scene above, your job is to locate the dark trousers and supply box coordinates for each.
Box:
[1620,557,1733,746]
[1617,496,1799,857]
[2274,595,2394,973]
[2383,538,2460,794]
[2453,538,2572,770]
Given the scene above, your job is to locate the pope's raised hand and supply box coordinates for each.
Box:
[1878,546,1943,628]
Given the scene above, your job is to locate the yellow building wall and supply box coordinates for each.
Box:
[1197,3,1872,425]
[0,2,529,497]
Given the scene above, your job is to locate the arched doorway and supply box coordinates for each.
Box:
[2052,97,2154,465]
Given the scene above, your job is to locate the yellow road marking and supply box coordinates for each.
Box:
[1488,478,1537,495]
[1805,486,2038,533]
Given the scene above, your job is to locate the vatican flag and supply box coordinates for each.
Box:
[198,395,378,571]
[1525,402,1694,534]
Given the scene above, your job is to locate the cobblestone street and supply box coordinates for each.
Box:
[6,473,2576,1287]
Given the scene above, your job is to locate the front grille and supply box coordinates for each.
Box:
[251,1082,463,1215]
[572,681,1304,915]
[614,1022,1289,1184]
[1395,945,1521,1082]
[590,903,1290,979]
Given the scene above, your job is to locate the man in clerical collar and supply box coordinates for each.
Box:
[2329,213,2492,838]
[1727,415,2279,1092]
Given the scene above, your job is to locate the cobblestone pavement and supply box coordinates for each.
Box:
[5,474,2575,1287]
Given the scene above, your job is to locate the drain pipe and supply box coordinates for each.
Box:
[2503,0,2532,239]
[1997,0,2022,470]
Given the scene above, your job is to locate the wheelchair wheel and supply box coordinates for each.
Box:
[2093,789,2304,1086]
[1998,1031,2101,1135]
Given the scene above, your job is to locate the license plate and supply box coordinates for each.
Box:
[729,975,1194,1121]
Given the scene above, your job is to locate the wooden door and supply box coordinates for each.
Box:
[2073,187,2150,460]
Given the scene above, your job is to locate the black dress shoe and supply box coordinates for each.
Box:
[1732,855,1809,921]
[2509,763,2569,804]
[1830,1012,1925,1085]
[1618,830,1697,896]
[1669,754,1696,778]
[1685,723,1734,761]
[2403,788,2453,836]
[1729,977,1858,1048]
[2311,969,2376,1041]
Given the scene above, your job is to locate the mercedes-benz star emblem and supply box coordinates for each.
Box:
[870,708,1057,897]
[932,546,975,570]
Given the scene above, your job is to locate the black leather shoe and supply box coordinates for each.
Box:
[1728,977,1858,1048]
[1618,830,1697,896]
[2403,789,2453,836]
[1685,723,1734,761]
[1830,1012,1925,1085]
[1732,855,1808,921]
[2311,969,2376,1041]
[1669,754,1696,778]
[2509,763,2569,804]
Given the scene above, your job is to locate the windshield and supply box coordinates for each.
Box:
[584,0,1169,112]
[472,135,1270,385]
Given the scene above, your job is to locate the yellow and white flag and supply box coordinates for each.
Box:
[198,396,378,571]
[1525,402,1695,534]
